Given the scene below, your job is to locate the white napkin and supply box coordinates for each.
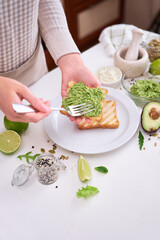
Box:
[99,24,159,57]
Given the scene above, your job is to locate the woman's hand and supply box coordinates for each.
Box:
[58,53,101,124]
[0,76,52,122]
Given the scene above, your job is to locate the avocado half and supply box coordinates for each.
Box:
[141,102,160,133]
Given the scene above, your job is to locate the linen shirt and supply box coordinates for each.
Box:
[0,0,79,73]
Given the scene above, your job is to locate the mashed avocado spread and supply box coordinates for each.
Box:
[130,79,160,98]
[62,82,104,117]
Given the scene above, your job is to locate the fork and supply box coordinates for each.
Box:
[12,103,95,117]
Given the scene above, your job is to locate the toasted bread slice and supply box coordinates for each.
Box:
[78,101,119,129]
[99,101,119,128]
[60,81,119,130]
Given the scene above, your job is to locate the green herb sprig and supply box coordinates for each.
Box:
[76,185,99,198]
[95,166,108,174]
[17,151,40,163]
[138,131,144,150]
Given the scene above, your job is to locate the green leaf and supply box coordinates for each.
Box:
[17,151,40,163]
[138,131,144,150]
[76,185,99,198]
[95,166,108,174]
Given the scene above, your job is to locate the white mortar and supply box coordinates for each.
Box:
[114,46,149,78]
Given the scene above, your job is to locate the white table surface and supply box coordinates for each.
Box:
[1,43,160,240]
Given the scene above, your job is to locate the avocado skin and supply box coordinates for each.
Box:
[141,102,160,133]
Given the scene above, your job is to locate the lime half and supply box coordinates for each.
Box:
[0,130,21,154]
[78,155,92,182]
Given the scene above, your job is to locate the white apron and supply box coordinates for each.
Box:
[0,36,48,86]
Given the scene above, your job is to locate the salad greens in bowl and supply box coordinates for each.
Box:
[121,69,160,107]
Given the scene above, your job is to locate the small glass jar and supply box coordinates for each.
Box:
[35,154,65,185]
[143,38,160,62]
[12,154,66,186]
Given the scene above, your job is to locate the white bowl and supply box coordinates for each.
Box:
[96,66,122,88]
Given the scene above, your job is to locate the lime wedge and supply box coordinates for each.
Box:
[78,155,92,182]
[0,130,21,154]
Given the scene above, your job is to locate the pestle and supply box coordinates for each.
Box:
[125,28,143,61]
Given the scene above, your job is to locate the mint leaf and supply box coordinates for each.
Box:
[95,166,108,174]
[17,151,40,163]
[138,131,144,150]
[76,185,99,198]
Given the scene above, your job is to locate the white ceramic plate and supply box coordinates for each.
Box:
[44,87,140,154]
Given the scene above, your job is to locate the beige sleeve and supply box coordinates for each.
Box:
[38,0,80,65]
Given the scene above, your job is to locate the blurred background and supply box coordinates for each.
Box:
[45,0,160,70]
